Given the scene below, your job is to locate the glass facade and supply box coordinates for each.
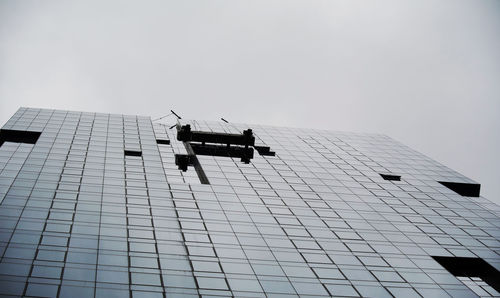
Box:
[0,107,498,297]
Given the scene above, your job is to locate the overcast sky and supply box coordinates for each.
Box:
[1,0,499,205]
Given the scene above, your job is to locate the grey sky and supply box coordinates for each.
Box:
[1,0,499,204]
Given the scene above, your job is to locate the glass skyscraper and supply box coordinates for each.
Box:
[0,107,498,297]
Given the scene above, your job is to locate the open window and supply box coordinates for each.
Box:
[254,145,275,156]
[432,256,500,295]
[124,150,142,157]
[0,129,41,147]
[156,139,170,145]
[380,173,401,181]
[438,181,480,197]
